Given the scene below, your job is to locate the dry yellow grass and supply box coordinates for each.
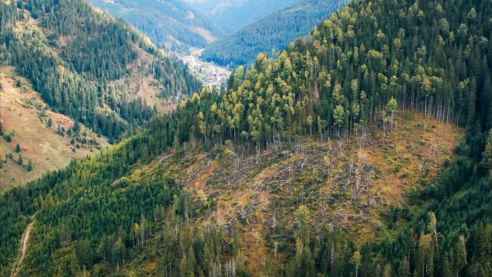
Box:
[0,66,107,187]
[316,113,462,243]
[120,111,462,274]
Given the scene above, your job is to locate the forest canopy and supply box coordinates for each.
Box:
[0,0,200,141]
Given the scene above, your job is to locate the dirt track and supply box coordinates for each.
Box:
[11,220,34,277]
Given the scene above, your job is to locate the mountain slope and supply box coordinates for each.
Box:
[0,66,107,187]
[183,0,302,35]
[0,111,462,276]
[117,113,460,275]
[202,0,349,67]
[88,0,221,51]
[0,0,200,141]
[0,0,491,276]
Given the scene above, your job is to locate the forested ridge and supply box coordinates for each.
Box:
[0,0,200,141]
[88,0,221,51]
[195,0,491,145]
[188,0,302,35]
[202,0,350,67]
[0,0,491,276]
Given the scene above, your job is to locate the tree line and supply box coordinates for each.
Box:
[179,0,492,151]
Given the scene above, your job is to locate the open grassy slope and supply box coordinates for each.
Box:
[0,66,107,187]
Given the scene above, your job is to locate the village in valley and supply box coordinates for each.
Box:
[178,49,231,87]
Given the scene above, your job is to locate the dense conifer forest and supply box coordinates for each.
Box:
[187,0,302,35]
[202,0,350,67]
[89,0,221,51]
[0,0,491,276]
[0,0,200,141]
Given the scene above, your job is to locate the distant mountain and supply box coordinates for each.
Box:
[89,0,303,50]
[89,0,221,51]
[183,0,302,35]
[202,0,350,67]
[0,0,200,142]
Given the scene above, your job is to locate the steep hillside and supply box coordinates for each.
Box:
[183,0,302,35]
[202,0,349,67]
[120,113,461,275]
[0,66,107,187]
[0,112,463,276]
[88,0,221,52]
[0,0,491,276]
[0,0,200,141]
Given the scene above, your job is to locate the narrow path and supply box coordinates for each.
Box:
[11,219,35,277]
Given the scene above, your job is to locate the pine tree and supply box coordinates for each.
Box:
[453,235,468,274]
[386,97,398,129]
[483,130,492,173]
[352,250,361,277]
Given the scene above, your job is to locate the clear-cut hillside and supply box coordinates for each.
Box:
[118,113,461,275]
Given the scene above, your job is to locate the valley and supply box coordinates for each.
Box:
[0,0,491,276]
[88,0,222,52]
[0,0,198,186]
[0,0,199,141]
[92,0,346,71]
[202,0,351,66]
[178,49,231,87]
[181,0,302,35]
